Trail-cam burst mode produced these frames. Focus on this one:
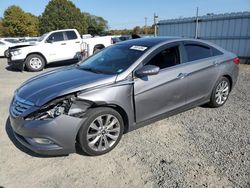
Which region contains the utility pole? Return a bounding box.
[144,17,148,35]
[195,7,199,39]
[154,13,158,37]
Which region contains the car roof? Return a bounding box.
[117,37,181,47]
[116,37,228,53]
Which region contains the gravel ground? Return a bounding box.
[0,58,249,188]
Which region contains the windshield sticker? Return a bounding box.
[130,45,148,51]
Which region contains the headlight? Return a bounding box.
[25,97,72,120]
[11,49,22,56]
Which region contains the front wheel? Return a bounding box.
[208,77,231,107]
[25,54,45,72]
[78,107,124,156]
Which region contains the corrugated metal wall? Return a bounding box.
[158,12,250,58]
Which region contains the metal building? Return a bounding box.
[158,12,250,58]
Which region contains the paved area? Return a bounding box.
[0,59,249,188]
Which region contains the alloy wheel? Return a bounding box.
[215,80,229,105]
[86,114,121,152]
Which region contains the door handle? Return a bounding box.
[75,41,80,44]
[61,43,66,45]
[177,73,188,79]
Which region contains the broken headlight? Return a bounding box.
[25,97,73,120]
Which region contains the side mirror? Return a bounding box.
[135,65,160,77]
[46,37,54,43]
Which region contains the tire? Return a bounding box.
[25,54,45,72]
[208,77,231,108]
[93,45,105,54]
[4,49,9,58]
[78,107,124,156]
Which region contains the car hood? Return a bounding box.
[9,44,35,50]
[16,66,117,106]
[9,42,39,50]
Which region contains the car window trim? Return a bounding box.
[64,30,78,41]
[183,41,225,64]
[47,31,65,43]
[183,41,214,62]
[145,42,183,68]
[132,42,185,76]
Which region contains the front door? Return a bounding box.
[44,31,69,62]
[134,42,188,123]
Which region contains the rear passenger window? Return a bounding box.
[66,31,77,40]
[47,32,64,42]
[147,46,180,69]
[212,48,223,56]
[185,44,211,61]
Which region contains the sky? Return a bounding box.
[0,0,250,29]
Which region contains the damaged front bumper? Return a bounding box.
[9,95,93,155]
[9,114,86,155]
[7,57,25,71]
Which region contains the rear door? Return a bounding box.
[182,41,223,104]
[134,42,188,123]
[64,30,82,59]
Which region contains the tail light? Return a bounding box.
[233,57,240,65]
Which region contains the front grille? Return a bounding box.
[11,96,34,117]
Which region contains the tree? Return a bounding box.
[85,13,108,35]
[1,5,39,37]
[39,0,88,34]
[133,26,141,35]
[0,20,3,36]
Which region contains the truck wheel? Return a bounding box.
[93,44,105,54]
[4,49,9,57]
[25,54,45,72]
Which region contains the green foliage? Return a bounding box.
[84,13,108,35]
[109,26,155,35]
[133,26,141,34]
[1,5,39,37]
[109,29,133,35]
[39,0,88,34]
[0,0,109,37]
[0,21,3,36]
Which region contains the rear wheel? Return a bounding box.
[208,77,230,107]
[25,54,45,72]
[78,107,124,156]
[93,44,105,54]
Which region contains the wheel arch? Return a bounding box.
[26,52,47,65]
[105,104,129,133]
[74,102,130,146]
[94,44,105,49]
[222,74,232,92]
[91,103,129,133]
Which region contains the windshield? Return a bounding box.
[78,44,148,74]
[38,33,48,42]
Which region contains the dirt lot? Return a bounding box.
[0,59,249,188]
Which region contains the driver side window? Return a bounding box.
[47,32,64,42]
[147,46,180,69]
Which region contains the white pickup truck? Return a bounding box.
[7,29,113,71]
